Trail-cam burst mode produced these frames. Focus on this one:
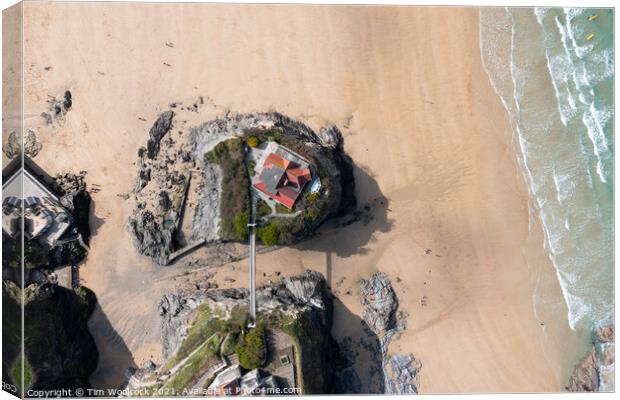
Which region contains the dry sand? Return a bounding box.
[15,2,581,393]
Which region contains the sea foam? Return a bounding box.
[479,7,613,334]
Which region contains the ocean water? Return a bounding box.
[479,6,614,386]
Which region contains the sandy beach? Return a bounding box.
[17,3,581,393]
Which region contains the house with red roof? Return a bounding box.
[252,145,313,209]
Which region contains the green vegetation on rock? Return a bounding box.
[221,332,240,356]
[232,211,250,242]
[204,138,251,241]
[164,305,248,372]
[10,355,33,395]
[234,323,266,370]
[256,199,272,219]
[305,192,320,204]
[257,223,281,246]
[275,203,293,214]
[164,339,219,392]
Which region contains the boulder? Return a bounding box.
[359,272,397,333]
[567,324,615,392]
[568,348,599,392]
[146,111,175,159]
[318,124,343,149]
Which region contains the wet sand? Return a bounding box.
[18,3,578,393]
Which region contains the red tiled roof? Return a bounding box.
[254,150,312,209]
[265,153,291,170]
[287,168,311,186]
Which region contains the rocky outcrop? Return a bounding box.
[129,110,356,264]
[147,111,175,159]
[133,163,151,193]
[127,210,176,266]
[360,272,398,333]
[359,272,421,394]
[384,354,422,394]
[190,163,222,242]
[317,124,343,149]
[158,293,201,360]
[41,90,73,126]
[568,325,615,392]
[158,270,339,394]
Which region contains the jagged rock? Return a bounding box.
[568,324,615,392]
[318,124,343,149]
[179,150,192,162]
[595,326,614,343]
[158,191,172,212]
[147,111,174,159]
[133,164,151,193]
[190,163,221,242]
[6,282,99,392]
[127,210,175,266]
[41,112,53,126]
[45,90,73,124]
[335,367,362,393]
[359,272,397,333]
[142,360,157,373]
[384,354,421,394]
[568,348,599,392]
[359,272,420,394]
[63,90,72,110]
[159,293,192,359]
[285,269,325,309]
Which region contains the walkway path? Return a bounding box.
[248,195,257,324]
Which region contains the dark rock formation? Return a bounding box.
[360,272,398,333]
[133,165,151,193]
[567,325,614,392]
[158,191,172,212]
[384,354,422,394]
[127,210,175,266]
[359,272,421,394]
[146,111,174,159]
[44,90,73,125]
[63,90,72,110]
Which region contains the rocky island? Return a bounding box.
[127,112,356,266]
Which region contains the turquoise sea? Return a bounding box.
[479,7,613,389]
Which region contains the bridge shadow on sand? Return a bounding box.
[87,304,137,392]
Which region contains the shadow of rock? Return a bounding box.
[21,284,99,393]
[87,304,137,391]
[332,296,385,394]
[88,200,106,239]
[295,163,393,260]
